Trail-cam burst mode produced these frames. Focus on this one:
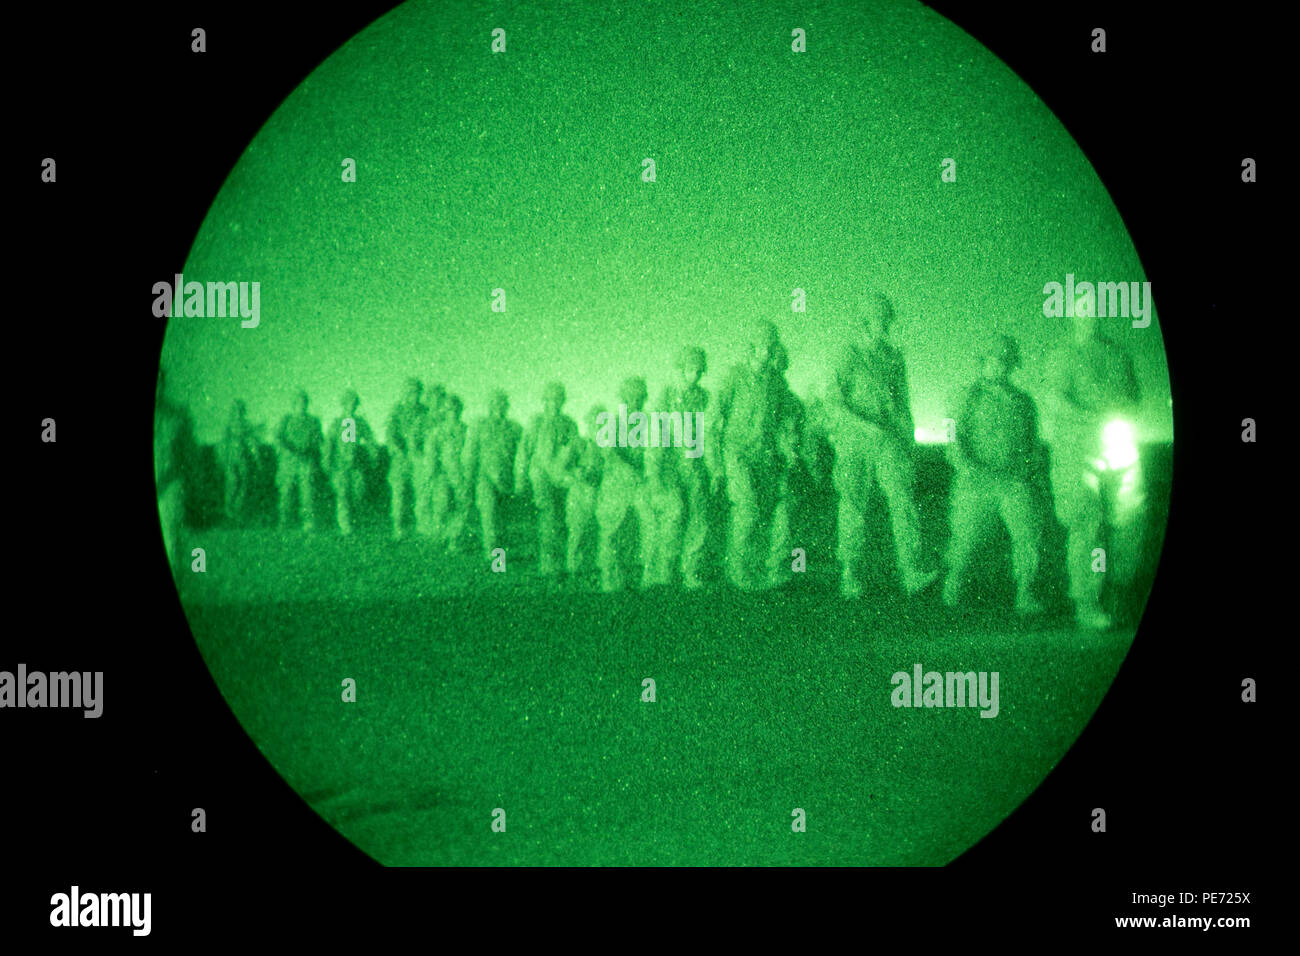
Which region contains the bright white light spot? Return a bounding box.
[1102,419,1138,471]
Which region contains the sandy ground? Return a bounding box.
[177,527,1135,866]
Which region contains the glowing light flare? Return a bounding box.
[1100,419,1139,471]
[914,426,953,445]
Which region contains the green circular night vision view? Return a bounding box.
[154,0,1172,865]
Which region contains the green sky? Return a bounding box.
[163,0,1171,445]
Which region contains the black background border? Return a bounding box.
[8,0,1275,940]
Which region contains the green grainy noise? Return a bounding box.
[165,0,1169,446]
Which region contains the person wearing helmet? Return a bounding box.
[386,377,430,540]
[463,389,523,562]
[825,291,938,599]
[941,335,1047,615]
[644,346,712,589]
[515,381,579,579]
[324,388,376,535]
[1042,303,1145,630]
[414,383,449,537]
[596,376,656,592]
[560,403,608,587]
[429,393,470,553]
[218,399,260,526]
[709,321,802,592]
[275,388,324,532]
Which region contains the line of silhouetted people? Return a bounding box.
[156,293,1151,629]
